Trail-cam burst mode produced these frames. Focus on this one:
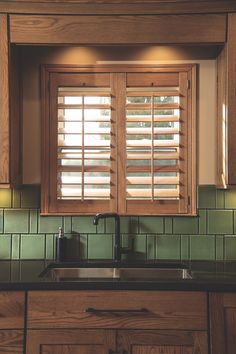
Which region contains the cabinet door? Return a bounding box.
[26,329,115,354]
[210,293,236,354]
[117,330,208,354]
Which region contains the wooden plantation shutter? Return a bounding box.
[41,65,196,215]
[122,69,195,215]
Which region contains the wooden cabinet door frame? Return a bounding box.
[26,329,116,354]
[117,329,208,354]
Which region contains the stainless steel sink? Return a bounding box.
[41,266,192,281]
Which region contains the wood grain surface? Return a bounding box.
[27,290,207,330]
[0,15,9,184]
[10,14,226,45]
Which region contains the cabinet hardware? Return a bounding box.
[86,307,149,314]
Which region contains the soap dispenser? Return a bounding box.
[55,227,67,262]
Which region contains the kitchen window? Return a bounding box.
[41,65,196,215]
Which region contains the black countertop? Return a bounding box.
[1,260,236,292]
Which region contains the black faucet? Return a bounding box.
[93,213,122,262]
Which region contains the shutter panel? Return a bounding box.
[57,88,112,200]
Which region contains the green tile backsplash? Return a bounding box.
[2,185,236,261]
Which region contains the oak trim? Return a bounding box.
[227,13,236,185]
[0,14,10,184]
[1,1,236,15]
[10,14,226,45]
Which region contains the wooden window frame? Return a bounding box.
[41,64,196,216]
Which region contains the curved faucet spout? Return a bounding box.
[93,213,121,262]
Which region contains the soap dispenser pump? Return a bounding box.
[56,227,67,262]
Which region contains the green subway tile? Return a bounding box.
[156,235,181,260]
[208,210,233,234]
[198,210,207,235]
[181,235,190,260]
[46,234,54,260]
[216,189,225,209]
[198,185,216,208]
[105,218,114,234]
[72,216,96,233]
[0,209,3,233]
[130,234,146,260]
[88,234,113,259]
[12,189,21,208]
[20,234,45,259]
[164,218,173,234]
[97,219,105,234]
[38,215,63,234]
[173,217,198,234]
[4,209,29,233]
[147,235,156,260]
[139,217,164,234]
[79,234,88,260]
[0,262,11,281]
[224,236,236,260]
[64,216,72,233]
[29,210,38,233]
[0,189,12,208]
[225,188,236,209]
[121,234,146,261]
[0,235,11,259]
[21,186,40,208]
[20,261,45,281]
[190,235,215,260]
[11,234,20,260]
[216,235,224,261]
[105,217,138,234]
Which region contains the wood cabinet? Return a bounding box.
[26,290,208,354]
[210,292,236,354]
[0,14,22,187]
[0,292,25,354]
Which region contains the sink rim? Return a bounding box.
[40,264,193,281]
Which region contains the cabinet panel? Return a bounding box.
[0,330,23,354]
[26,329,115,354]
[118,330,208,354]
[209,292,236,354]
[28,290,207,330]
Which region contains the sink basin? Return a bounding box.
[41,265,192,281]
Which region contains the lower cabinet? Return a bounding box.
[26,328,208,354]
[26,290,209,354]
[210,292,236,354]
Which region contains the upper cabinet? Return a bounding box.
[0,14,21,187]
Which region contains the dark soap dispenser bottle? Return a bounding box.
[56,227,67,262]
